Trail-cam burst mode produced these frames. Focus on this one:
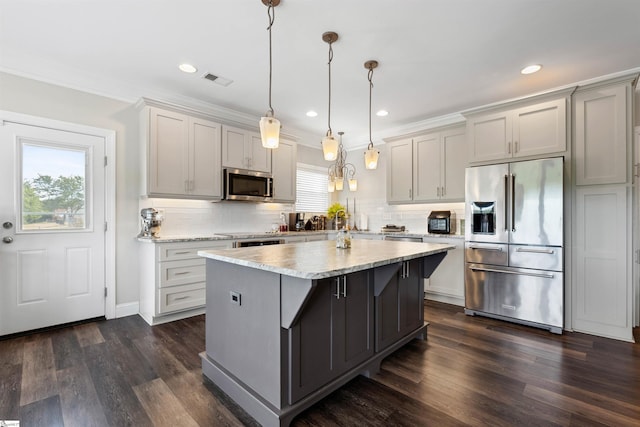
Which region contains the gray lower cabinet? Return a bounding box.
[288,269,373,405]
[374,259,424,352]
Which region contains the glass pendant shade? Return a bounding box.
[259,116,280,148]
[335,178,344,191]
[322,133,338,161]
[364,146,379,170]
[348,179,358,191]
[328,179,335,192]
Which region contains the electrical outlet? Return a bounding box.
[230,291,241,305]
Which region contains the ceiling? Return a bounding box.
[1,0,640,149]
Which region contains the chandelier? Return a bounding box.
[327,132,357,192]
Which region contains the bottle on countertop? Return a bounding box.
[279,212,288,232]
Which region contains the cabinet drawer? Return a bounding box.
[158,283,205,314]
[465,242,508,266]
[509,245,563,272]
[158,241,232,261]
[159,259,206,288]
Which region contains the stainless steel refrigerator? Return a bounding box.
[464,157,564,333]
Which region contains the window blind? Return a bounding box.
[295,163,329,213]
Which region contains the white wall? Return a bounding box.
[0,72,141,305]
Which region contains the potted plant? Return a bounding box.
[327,202,346,230]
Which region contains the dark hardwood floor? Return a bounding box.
[1,301,639,426]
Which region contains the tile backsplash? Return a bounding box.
[138,199,299,236]
[138,198,465,237]
[348,198,465,234]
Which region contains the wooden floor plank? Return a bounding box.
[73,323,105,347]
[524,383,640,426]
[50,327,84,371]
[19,394,64,427]
[132,333,189,381]
[101,331,158,387]
[165,369,245,427]
[0,360,22,420]
[82,342,154,426]
[132,377,199,427]
[57,363,109,427]
[19,337,57,406]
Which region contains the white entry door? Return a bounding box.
[0,122,106,336]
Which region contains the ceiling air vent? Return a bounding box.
[203,73,233,87]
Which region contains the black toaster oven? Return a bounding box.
[427,210,455,234]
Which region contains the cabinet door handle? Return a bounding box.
[173,296,190,301]
[333,277,341,299]
[401,261,410,278]
[174,271,190,275]
[342,276,347,298]
[409,188,412,199]
[514,141,519,153]
[507,141,511,154]
[635,163,640,178]
[174,251,190,255]
[436,187,440,197]
[441,186,445,197]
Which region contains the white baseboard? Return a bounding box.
[424,292,464,307]
[115,301,140,318]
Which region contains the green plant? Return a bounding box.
[327,202,346,220]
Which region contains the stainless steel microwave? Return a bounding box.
[224,169,273,201]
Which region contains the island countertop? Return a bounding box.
[198,239,454,279]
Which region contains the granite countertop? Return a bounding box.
[198,239,454,279]
[353,231,465,240]
[138,230,464,243]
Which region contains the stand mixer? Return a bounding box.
[139,208,163,238]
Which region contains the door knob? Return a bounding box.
[2,221,13,229]
[2,236,13,244]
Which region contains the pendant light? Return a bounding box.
[321,31,339,161]
[364,60,380,169]
[259,0,281,149]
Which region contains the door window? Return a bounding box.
[19,140,90,232]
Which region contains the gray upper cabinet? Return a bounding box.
[142,106,222,200]
[387,138,413,203]
[574,80,633,185]
[387,125,466,204]
[222,125,272,173]
[466,97,567,163]
[271,138,297,203]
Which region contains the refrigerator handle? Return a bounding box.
[504,174,509,231]
[511,173,516,232]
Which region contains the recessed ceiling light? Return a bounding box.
[376,110,389,117]
[521,64,542,75]
[306,111,318,117]
[179,63,197,73]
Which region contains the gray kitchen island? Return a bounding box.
[198,239,453,427]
